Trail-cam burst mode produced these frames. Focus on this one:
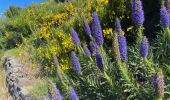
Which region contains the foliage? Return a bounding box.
[29,80,48,99]
[0,0,170,99]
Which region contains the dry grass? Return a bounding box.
[0,69,11,100]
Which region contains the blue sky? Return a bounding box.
[0,0,46,14]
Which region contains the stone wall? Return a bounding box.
[3,57,26,100]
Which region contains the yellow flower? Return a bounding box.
[127,26,134,32]
[103,28,113,39]
[97,0,109,5]
[141,26,145,30]
[120,16,125,19]
[60,59,69,71]
[65,3,75,15]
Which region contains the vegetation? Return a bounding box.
[0,0,170,99]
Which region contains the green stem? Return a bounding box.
[77,46,85,55]
[90,35,94,41]
[143,58,155,74]
[165,27,170,38]
[137,27,143,45]
[103,71,113,86]
[119,63,130,83]
[89,57,94,62]
[157,97,163,100]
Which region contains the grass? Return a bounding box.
[2,48,20,57]
[29,79,48,100]
[0,69,9,99]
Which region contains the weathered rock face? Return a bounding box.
[3,57,34,100]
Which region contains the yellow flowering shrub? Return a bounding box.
[42,13,69,27]
[64,3,76,15]
[1,0,109,74]
[103,28,113,39]
[54,30,75,53]
[39,26,51,38]
[97,0,109,5]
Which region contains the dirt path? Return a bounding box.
[0,69,10,100]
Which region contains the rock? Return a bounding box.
[3,57,34,100]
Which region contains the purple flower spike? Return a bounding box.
[89,41,97,55]
[83,17,91,35]
[115,17,122,33]
[95,52,104,70]
[71,51,82,75]
[52,53,59,66]
[82,43,91,57]
[151,75,158,89]
[69,87,79,100]
[48,81,62,100]
[118,31,127,62]
[70,28,81,46]
[160,7,170,28]
[157,68,164,97]
[92,11,104,46]
[54,87,62,100]
[140,36,149,58]
[41,96,45,100]
[53,56,59,66]
[165,0,170,13]
[131,0,144,26]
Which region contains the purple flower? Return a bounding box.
[92,11,104,46]
[53,55,59,66]
[83,17,91,35]
[48,80,62,100]
[151,75,158,89]
[131,0,144,26]
[52,53,59,65]
[115,17,122,33]
[71,51,82,74]
[41,96,45,100]
[95,52,104,70]
[70,28,81,46]
[157,68,164,97]
[89,41,97,55]
[118,31,127,62]
[140,36,149,58]
[69,87,79,100]
[160,7,170,27]
[82,43,91,57]
[165,0,170,13]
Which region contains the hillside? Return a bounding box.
[0,0,170,100]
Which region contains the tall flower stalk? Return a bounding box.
[165,0,170,13]
[70,28,84,54]
[82,43,91,57]
[131,0,144,44]
[83,17,93,40]
[160,6,170,37]
[140,36,155,75]
[82,43,93,62]
[52,53,64,81]
[95,51,104,71]
[71,51,82,75]
[89,41,97,55]
[115,18,127,62]
[112,31,130,83]
[156,68,164,100]
[70,28,81,46]
[92,11,104,46]
[69,87,79,100]
[140,36,149,58]
[118,31,127,62]
[48,80,63,100]
[115,17,122,33]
